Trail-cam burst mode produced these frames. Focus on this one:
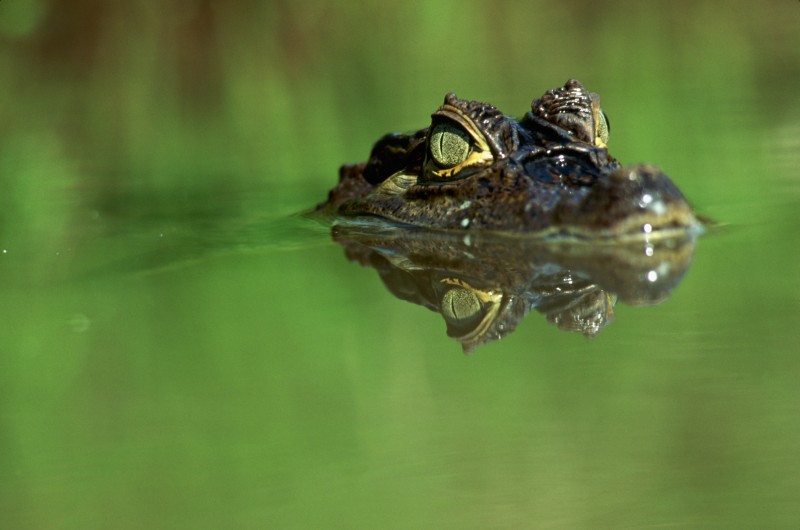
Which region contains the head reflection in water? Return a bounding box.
[332,226,697,353]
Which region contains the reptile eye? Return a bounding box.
[598,110,610,145]
[429,123,471,168]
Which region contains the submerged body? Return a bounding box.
[318,80,698,238]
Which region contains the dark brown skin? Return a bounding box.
[317,80,698,238]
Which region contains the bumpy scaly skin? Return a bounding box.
[318,79,697,237]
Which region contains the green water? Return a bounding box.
[1,1,799,528]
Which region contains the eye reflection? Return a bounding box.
[441,287,482,326]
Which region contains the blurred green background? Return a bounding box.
[1,1,799,528]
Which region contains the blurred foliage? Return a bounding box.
[0,0,797,187]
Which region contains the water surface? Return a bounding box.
[2,182,798,528]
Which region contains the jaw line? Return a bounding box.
[552,210,704,241]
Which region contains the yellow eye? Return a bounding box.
[597,110,610,146]
[429,123,471,168]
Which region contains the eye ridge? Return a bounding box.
[429,122,471,168]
